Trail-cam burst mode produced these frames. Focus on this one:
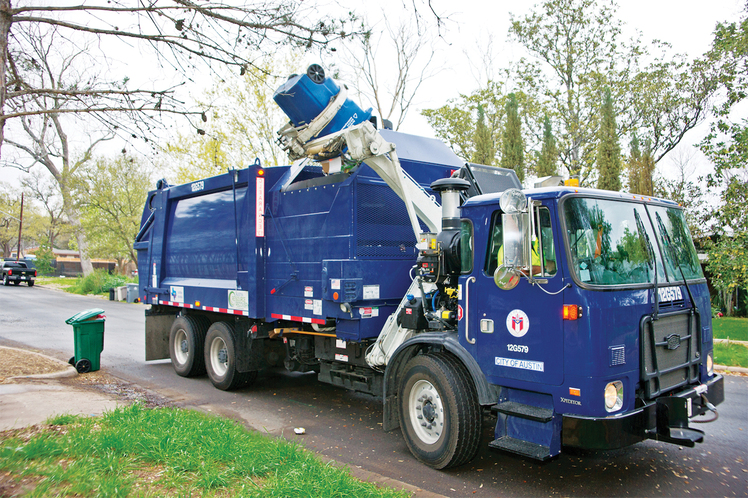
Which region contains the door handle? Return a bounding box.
[465,276,476,344]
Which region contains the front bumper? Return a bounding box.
[562,374,724,450]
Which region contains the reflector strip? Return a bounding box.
[159,301,249,316]
[271,313,326,325]
[256,177,265,237]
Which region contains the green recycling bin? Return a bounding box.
[66,308,106,373]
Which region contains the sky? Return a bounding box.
[1,0,745,187]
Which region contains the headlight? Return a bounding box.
[604,381,623,412]
[706,351,714,376]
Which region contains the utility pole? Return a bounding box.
[15,193,23,261]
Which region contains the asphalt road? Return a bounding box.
[1,284,746,497]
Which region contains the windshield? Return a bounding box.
[649,205,704,281]
[563,197,665,286]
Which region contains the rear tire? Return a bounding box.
[204,322,257,391]
[28,281,34,287]
[169,315,209,377]
[13,280,20,285]
[3,275,9,286]
[398,353,481,469]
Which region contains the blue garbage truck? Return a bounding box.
[136,64,724,469]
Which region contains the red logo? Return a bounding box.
[457,305,464,321]
[406,309,412,315]
[511,314,524,332]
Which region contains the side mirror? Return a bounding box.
[502,212,530,269]
[494,265,521,290]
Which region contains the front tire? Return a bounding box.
[204,322,256,391]
[169,315,209,377]
[398,353,481,469]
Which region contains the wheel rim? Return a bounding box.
[209,336,229,377]
[173,328,189,365]
[408,379,445,445]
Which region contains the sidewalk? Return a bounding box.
[0,346,124,431]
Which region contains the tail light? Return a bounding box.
[7,269,11,276]
[34,270,37,277]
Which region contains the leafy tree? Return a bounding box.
[0,184,48,258]
[640,144,655,197]
[626,134,642,194]
[33,242,55,275]
[536,115,558,177]
[700,120,748,316]
[0,181,21,257]
[510,0,716,184]
[21,170,70,249]
[596,87,621,191]
[471,104,495,165]
[697,9,748,315]
[501,93,524,183]
[422,82,507,163]
[76,154,153,272]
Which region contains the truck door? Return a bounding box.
[463,204,565,387]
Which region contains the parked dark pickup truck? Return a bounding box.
[1,260,36,286]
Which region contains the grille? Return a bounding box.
[356,182,417,259]
[658,298,685,310]
[640,311,701,399]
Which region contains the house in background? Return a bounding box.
[21,247,116,277]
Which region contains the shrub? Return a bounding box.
[70,269,136,295]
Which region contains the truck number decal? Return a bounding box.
[191,180,204,192]
[658,286,683,302]
[507,344,529,353]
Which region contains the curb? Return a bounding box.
[0,346,78,381]
[714,338,748,346]
[714,364,748,374]
[330,459,447,498]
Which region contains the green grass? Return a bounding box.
[37,270,138,297]
[712,317,748,342]
[713,341,748,369]
[0,404,406,498]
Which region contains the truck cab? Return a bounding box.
[446,186,723,458]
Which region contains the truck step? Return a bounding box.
[648,427,704,447]
[492,401,554,422]
[488,436,552,461]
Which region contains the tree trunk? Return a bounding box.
[67,209,93,276]
[0,0,11,159]
[59,183,94,276]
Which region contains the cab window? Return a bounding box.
[484,207,557,277]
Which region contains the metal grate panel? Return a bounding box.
[640,311,701,399]
[356,182,417,259]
